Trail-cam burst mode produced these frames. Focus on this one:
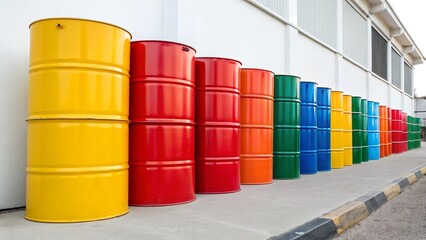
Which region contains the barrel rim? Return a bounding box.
[274,74,301,79]
[29,17,132,39]
[131,40,196,53]
[241,68,274,74]
[196,57,242,65]
[331,90,343,93]
[343,94,352,97]
[300,81,318,85]
[352,96,362,98]
[317,87,332,90]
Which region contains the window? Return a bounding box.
[391,48,402,88]
[372,27,388,80]
[253,0,288,20]
[404,63,413,95]
[298,0,337,48]
[342,0,367,66]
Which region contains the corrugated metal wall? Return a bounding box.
[253,0,288,20]
[297,0,337,48]
[342,0,367,67]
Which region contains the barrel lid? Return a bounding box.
[331,90,343,93]
[343,94,352,97]
[241,68,274,74]
[274,74,301,78]
[132,40,196,53]
[351,96,362,98]
[29,17,132,39]
[196,57,242,65]
[300,81,318,85]
[317,86,331,90]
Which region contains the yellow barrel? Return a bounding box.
[343,95,353,166]
[26,18,131,222]
[331,91,344,169]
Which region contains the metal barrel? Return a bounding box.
[361,99,369,162]
[331,91,344,169]
[408,116,413,150]
[416,117,421,148]
[300,82,318,174]
[195,57,241,193]
[240,69,274,184]
[367,101,380,160]
[343,95,353,166]
[402,113,408,152]
[387,107,393,155]
[129,41,196,206]
[391,109,403,153]
[26,18,131,222]
[317,87,331,171]
[379,106,388,157]
[351,96,362,164]
[273,75,300,179]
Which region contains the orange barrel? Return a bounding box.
[240,69,274,184]
[379,106,387,157]
[331,91,344,169]
[343,95,353,166]
[129,41,196,206]
[26,18,131,222]
[387,107,392,155]
[195,57,241,193]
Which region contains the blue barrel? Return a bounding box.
[316,87,331,171]
[300,82,318,174]
[367,101,380,160]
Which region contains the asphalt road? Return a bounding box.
[335,176,426,240]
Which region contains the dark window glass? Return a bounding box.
[404,63,413,95]
[391,48,401,88]
[372,28,388,80]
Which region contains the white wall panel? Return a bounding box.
[340,59,367,98]
[390,88,402,109]
[0,0,163,209]
[253,0,289,20]
[403,95,414,115]
[370,76,388,104]
[195,0,286,73]
[293,34,335,88]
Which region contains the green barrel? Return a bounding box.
[352,96,362,164]
[273,75,300,179]
[408,116,413,150]
[361,99,369,162]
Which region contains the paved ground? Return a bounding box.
[335,176,426,240]
[1,144,425,240]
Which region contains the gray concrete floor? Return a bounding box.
[1,144,426,240]
[335,173,426,240]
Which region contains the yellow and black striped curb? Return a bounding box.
[270,164,426,240]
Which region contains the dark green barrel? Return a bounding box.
[273,75,300,179]
[408,116,413,150]
[361,99,369,162]
[352,96,362,164]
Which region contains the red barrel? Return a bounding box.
[391,109,403,154]
[129,41,196,206]
[402,112,408,152]
[195,57,241,193]
[387,107,392,156]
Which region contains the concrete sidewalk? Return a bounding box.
[1,144,426,240]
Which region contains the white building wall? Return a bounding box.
[403,95,414,114]
[390,88,403,109]
[340,59,368,98]
[369,76,389,104]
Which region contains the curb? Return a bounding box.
[271,164,426,240]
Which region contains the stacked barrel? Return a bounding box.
[343,95,353,166]
[195,58,241,193]
[402,113,408,152]
[415,117,422,148]
[331,91,344,169]
[240,69,274,184]
[361,99,369,162]
[352,97,362,164]
[300,82,318,174]
[392,109,403,153]
[379,106,389,157]
[387,107,393,154]
[367,101,380,160]
[317,88,331,171]
[273,75,300,179]
[129,41,196,206]
[26,18,131,222]
[408,116,414,150]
